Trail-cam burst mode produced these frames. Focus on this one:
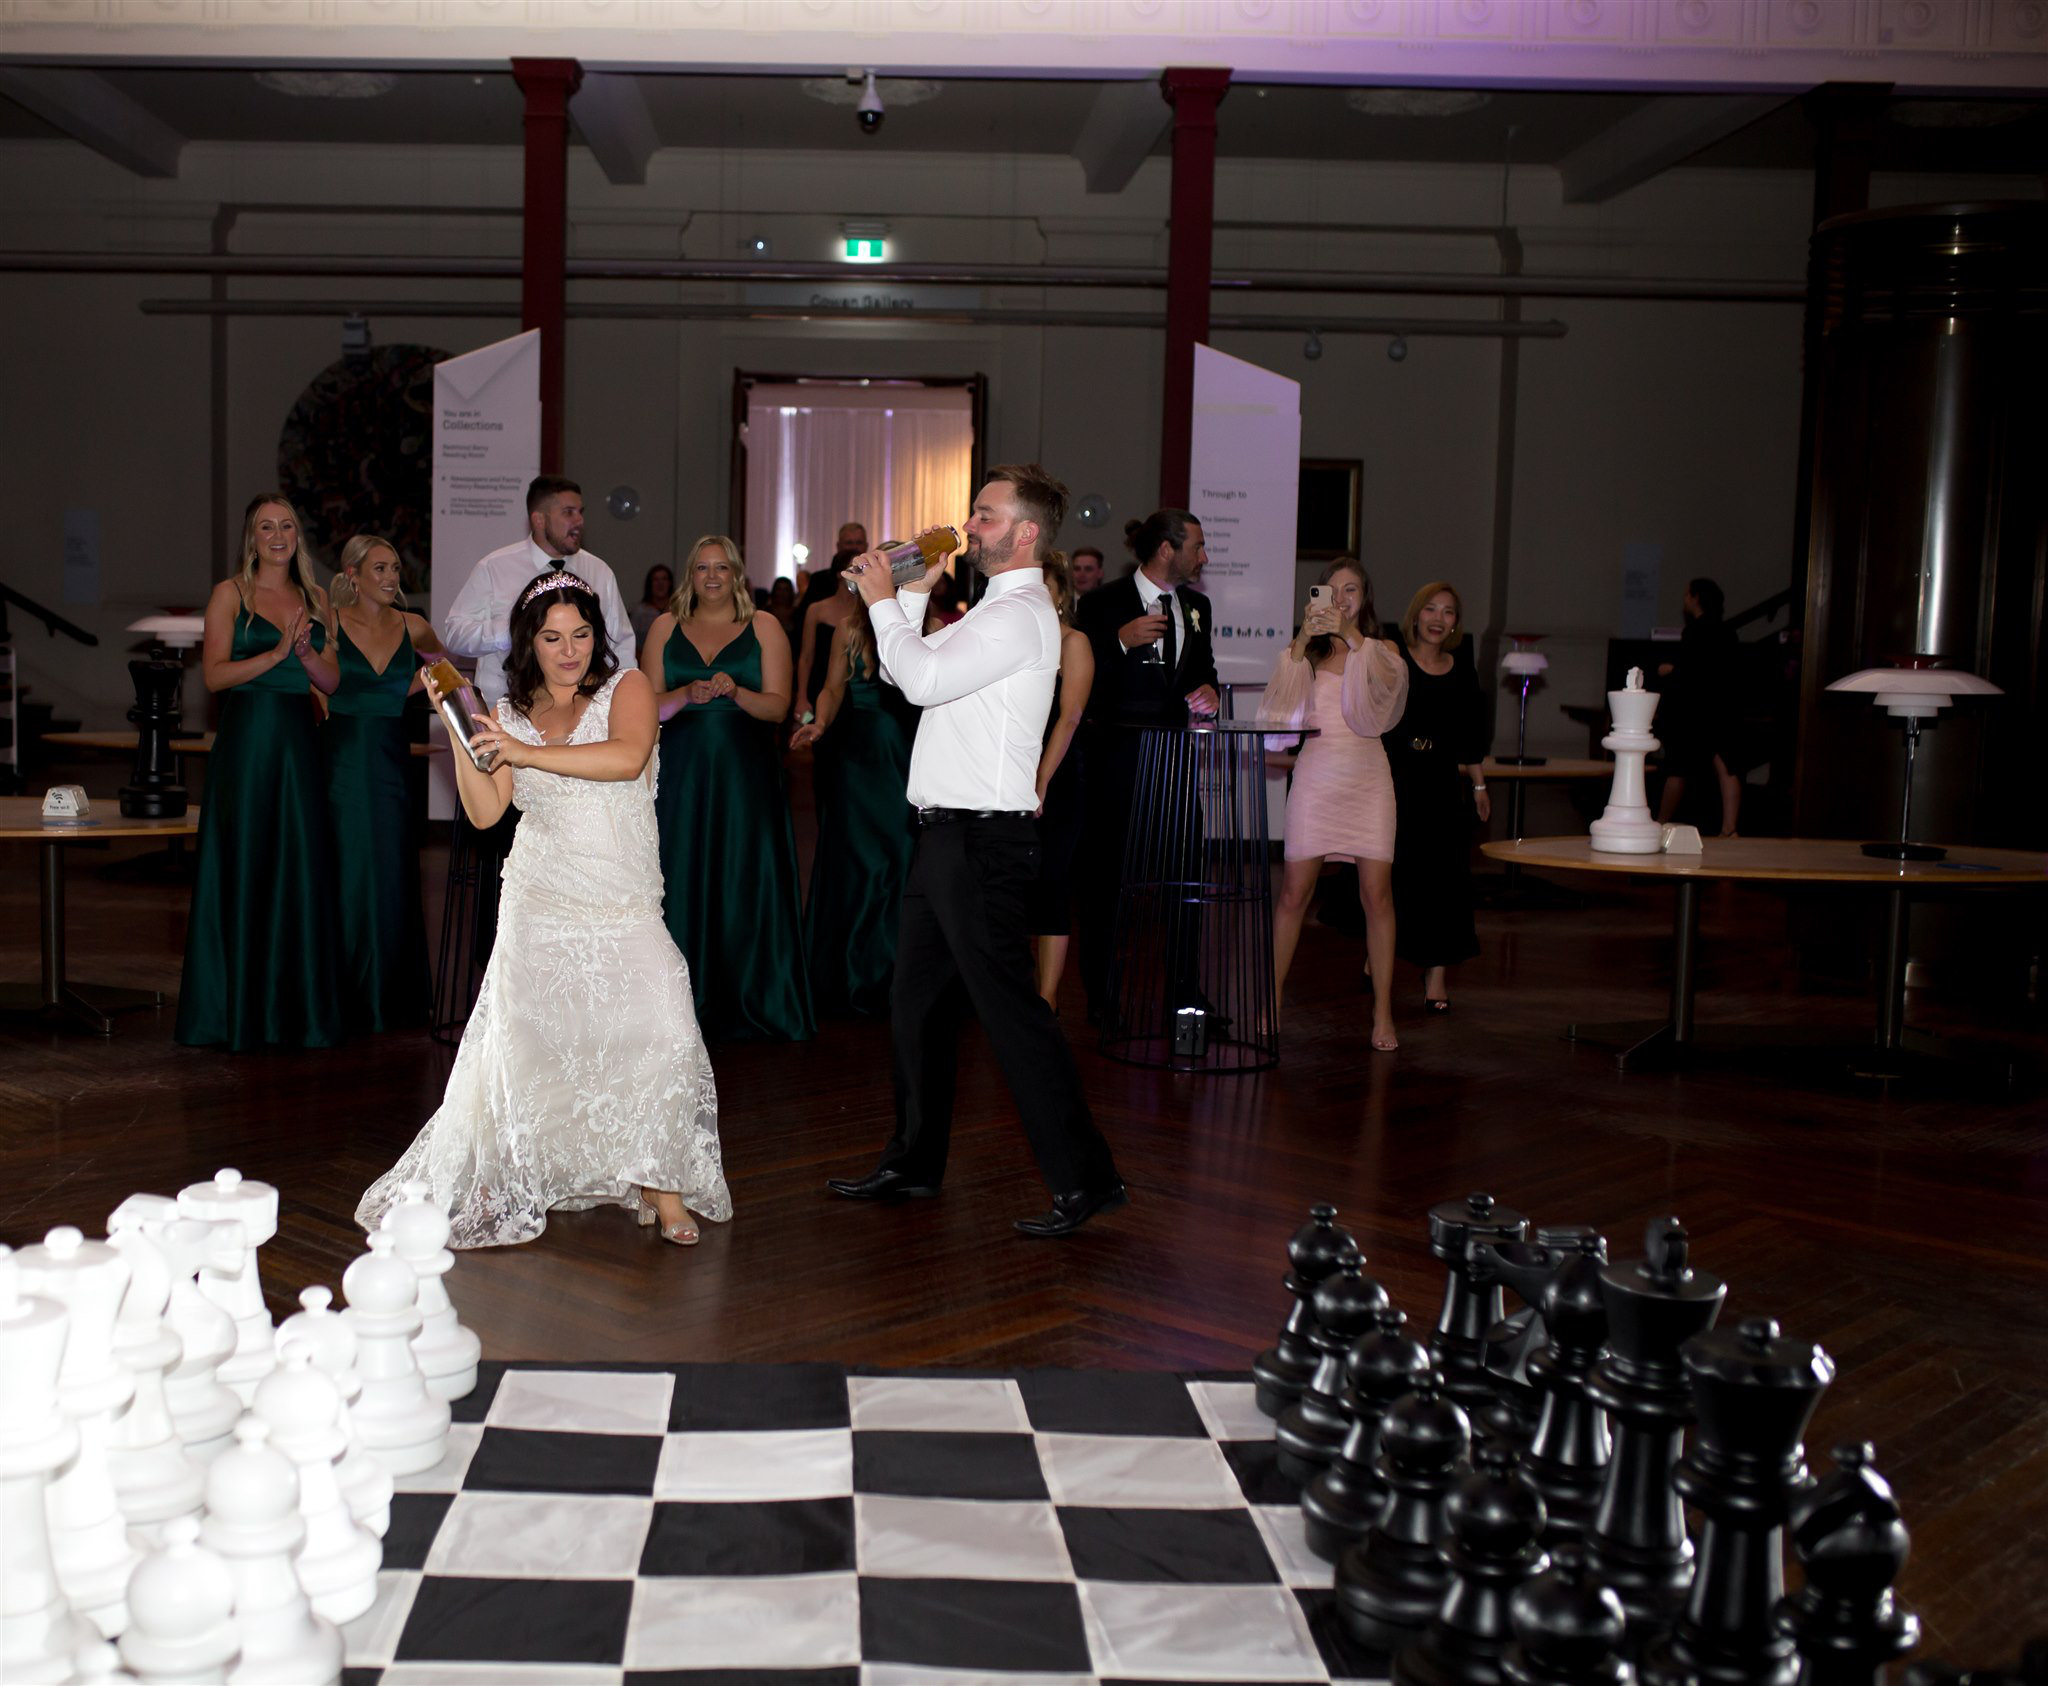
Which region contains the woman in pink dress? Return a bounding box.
[1258,558,1410,1050]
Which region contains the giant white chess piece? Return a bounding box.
[14,1227,144,1640]
[279,1288,391,1537]
[118,1513,240,1684]
[383,1180,481,1401]
[251,1348,382,1625]
[104,1203,208,1543]
[201,1418,343,1686]
[1589,667,1665,854]
[176,1171,278,1406]
[341,1232,451,1477]
[153,1218,243,1464]
[0,1245,92,1685]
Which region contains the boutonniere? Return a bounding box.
[1189,607,1202,632]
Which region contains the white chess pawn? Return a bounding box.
[175,1172,278,1406]
[119,1514,238,1684]
[340,1234,450,1478]
[14,1227,144,1640]
[251,1349,381,1625]
[103,1212,207,1543]
[278,1290,390,1538]
[0,1245,93,1686]
[68,1638,127,1682]
[151,1218,241,1464]
[201,1419,342,1686]
[382,1181,481,1402]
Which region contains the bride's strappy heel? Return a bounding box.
[638,1188,701,1246]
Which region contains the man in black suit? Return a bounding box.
[1073,509,1221,1028]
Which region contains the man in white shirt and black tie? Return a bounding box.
[827,465,1125,1238]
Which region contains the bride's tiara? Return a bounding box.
[518,569,591,611]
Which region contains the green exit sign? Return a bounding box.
[845,237,886,261]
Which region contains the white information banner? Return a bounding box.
[431,330,540,816]
[1188,344,1301,689]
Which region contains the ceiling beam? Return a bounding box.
[1071,80,1172,196]
[573,71,658,186]
[0,66,183,178]
[1558,93,1796,205]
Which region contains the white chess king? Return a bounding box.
[1589,667,1665,854]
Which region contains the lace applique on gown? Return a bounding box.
[357,672,730,1248]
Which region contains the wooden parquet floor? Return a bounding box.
[4,823,2046,1663]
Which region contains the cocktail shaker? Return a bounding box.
[843,525,961,591]
[421,657,498,771]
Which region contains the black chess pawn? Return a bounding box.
[1394,1436,1550,1686]
[1429,1192,1530,1414]
[1476,1225,1602,1424]
[1638,1317,1835,1686]
[1304,1306,1433,1562]
[1256,1203,1357,1418]
[1503,1543,1636,1686]
[1519,1232,1613,1546]
[1336,1369,1472,1653]
[1277,1249,1389,1485]
[1775,1442,1920,1686]
[1584,1217,1726,1639]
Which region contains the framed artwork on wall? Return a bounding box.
[1297,458,1362,561]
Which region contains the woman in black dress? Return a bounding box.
[1386,581,1492,1013]
[1027,555,1095,1011]
[1655,576,1742,836]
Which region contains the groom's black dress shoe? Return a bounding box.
[1014,1182,1129,1238]
[827,1168,942,1202]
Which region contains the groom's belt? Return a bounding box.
[915,806,1034,827]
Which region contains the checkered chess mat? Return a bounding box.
[340,1361,1394,1684]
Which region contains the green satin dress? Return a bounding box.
[175,605,344,1050]
[324,622,429,1032]
[805,649,918,1015]
[655,619,815,1041]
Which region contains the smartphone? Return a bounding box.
[1307,585,1332,615]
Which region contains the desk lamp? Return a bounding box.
[1825,661,2001,861]
[123,613,205,819]
[1498,633,1548,766]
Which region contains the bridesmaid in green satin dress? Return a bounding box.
[790,612,918,1015]
[639,535,815,1041]
[176,496,345,1050]
[325,534,442,1032]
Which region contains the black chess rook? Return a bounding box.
[1255,1203,1356,1419]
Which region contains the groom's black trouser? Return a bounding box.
[880,814,1119,1196]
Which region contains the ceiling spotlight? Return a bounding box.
[856,70,884,136]
[1387,336,1409,363]
[741,236,772,256]
[1303,329,1324,362]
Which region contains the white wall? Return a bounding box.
[2,133,2037,753]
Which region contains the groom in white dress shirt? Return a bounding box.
[826,465,1125,1238]
[443,475,635,702]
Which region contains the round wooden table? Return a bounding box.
[1481,835,2047,1077]
[42,729,214,755]
[0,796,201,1034]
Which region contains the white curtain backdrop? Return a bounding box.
[743,384,974,582]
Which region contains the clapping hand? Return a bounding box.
[273,607,308,665]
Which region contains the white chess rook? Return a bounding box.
[176,1171,278,1406]
[383,1180,481,1402]
[15,1227,145,1641]
[201,1418,343,1686]
[118,1513,240,1685]
[105,1208,208,1542]
[0,1246,94,1686]
[252,1348,383,1625]
[1589,667,1665,854]
[279,1287,391,1537]
[341,1232,452,1478]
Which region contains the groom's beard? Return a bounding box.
[966,532,1016,576]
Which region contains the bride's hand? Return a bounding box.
[467,712,527,769]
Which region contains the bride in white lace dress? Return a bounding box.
[357,571,729,1249]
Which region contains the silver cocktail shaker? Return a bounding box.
[843,525,962,591]
[421,656,499,771]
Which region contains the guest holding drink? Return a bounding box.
[640,535,815,1041]
[1028,556,1094,1012]
[177,495,345,1050]
[1257,557,1408,1049]
[790,604,918,1016]
[323,533,441,1032]
[1387,581,1491,1013]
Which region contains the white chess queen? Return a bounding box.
[356,571,730,1248]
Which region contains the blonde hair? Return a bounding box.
[1401,580,1466,652]
[330,534,404,611]
[235,495,319,614]
[671,534,756,624]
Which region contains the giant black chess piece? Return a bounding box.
[1477,1224,1605,1431]
[1393,1436,1550,1686]
[1429,1193,1529,1413]
[1776,1442,1920,1686]
[1638,1317,1835,1686]
[1303,1306,1432,1562]
[1517,1232,1613,1545]
[1255,1204,1357,1418]
[1503,1543,1637,1686]
[1585,1217,1725,1637]
[1276,1248,1388,1485]
[1336,1369,1472,1653]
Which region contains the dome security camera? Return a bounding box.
[856,71,884,135]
